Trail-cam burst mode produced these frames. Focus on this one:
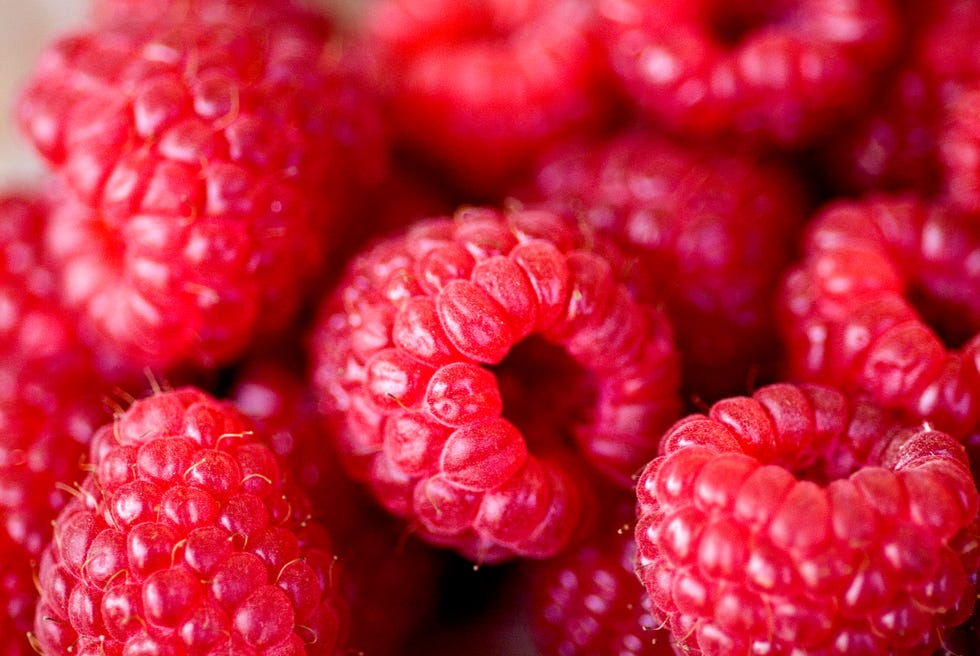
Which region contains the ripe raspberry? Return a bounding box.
[518,128,808,401]
[17,0,388,369]
[363,0,613,195]
[310,206,681,561]
[777,194,980,439]
[529,490,673,655]
[230,355,444,655]
[30,387,349,654]
[635,382,980,655]
[596,0,901,147]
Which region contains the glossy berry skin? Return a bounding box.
[521,128,808,401]
[635,382,980,655]
[31,388,349,655]
[230,356,444,656]
[777,195,980,439]
[310,206,681,562]
[596,0,901,147]
[363,0,612,195]
[529,491,673,656]
[17,0,387,369]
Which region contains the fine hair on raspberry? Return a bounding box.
[30,387,349,655]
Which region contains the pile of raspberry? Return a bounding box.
[4,0,980,655]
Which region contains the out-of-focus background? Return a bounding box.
[0,0,86,183]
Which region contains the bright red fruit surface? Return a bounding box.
[364,0,612,195]
[596,0,901,146]
[777,194,980,439]
[520,128,809,402]
[230,356,444,655]
[310,206,681,562]
[31,388,349,655]
[16,0,387,369]
[9,1,980,654]
[635,382,980,655]
[529,490,674,655]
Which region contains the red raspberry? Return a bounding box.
[635,382,980,655]
[821,0,980,196]
[777,195,980,439]
[30,387,349,654]
[310,206,681,562]
[363,0,612,195]
[519,128,809,401]
[529,490,673,655]
[230,356,444,656]
[596,0,901,147]
[17,0,388,369]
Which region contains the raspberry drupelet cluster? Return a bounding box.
[528,491,673,656]
[595,0,901,147]
[10,0,980,654]
[16,0,388,370]
[310,205,681,562]
[778,195,980,440]
[521,128,809,401]
[229,356,445,656]
[31,388,349,655]
[363,0,612,196]
[635,382,980,655]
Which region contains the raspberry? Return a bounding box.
[230,355,444,655]
[17,0,388,369]
[518,128,808,401]
[310,205,681,561]
[596,0,901,147]
[30,387,349,654]
[777,195,980,439]
[635,382,980,655]
[529,490,673,655]
[363,0,612,195]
